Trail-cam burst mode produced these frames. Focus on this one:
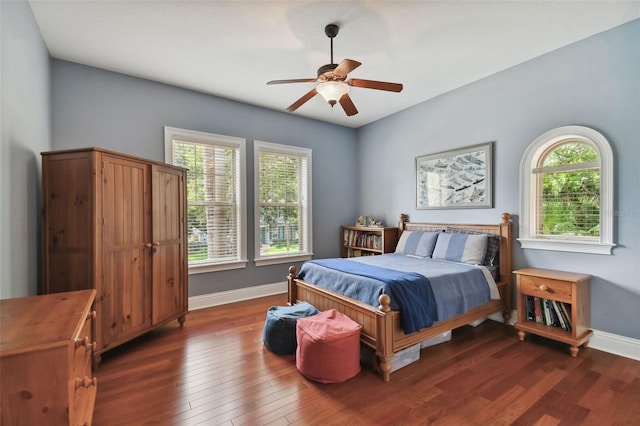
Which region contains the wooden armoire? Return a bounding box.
[42,147,189,367]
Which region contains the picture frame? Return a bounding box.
[416,142,493,209]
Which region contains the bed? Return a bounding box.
[287,212,513,382]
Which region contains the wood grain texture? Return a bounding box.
[42,148,188,368]
[92,294,640,425]
[1,290,97,426]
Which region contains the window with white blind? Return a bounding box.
[518,126,614,254]
[254,141,312,266]
[164,127,247,273]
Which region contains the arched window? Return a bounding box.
[518,126,614,254]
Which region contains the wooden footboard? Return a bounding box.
[288,213,513,382]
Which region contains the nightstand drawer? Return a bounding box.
[518,275,572,303]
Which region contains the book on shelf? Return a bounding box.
[556,300,572,332]
[526,296,536,321]
[343,229,383,250]
[541,298,550,325]
[545,299,561,328]
[528,296,573,331]
[551,300,568,331]
[348,248,376,257]
[533,297,543,323]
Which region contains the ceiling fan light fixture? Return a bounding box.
[316,81,349,106]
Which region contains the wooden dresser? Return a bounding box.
[0,290,97,425]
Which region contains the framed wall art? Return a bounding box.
[416,142,493,209]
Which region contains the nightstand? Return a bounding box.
[514,267,593,357]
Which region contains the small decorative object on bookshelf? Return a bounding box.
[341,225,398,258]
[356,215,383,226]
[369,215,383,226]
[514,268,592,357]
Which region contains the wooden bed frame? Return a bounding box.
[288,212,513,382]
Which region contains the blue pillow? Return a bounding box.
[432,232,487,265]
[395,231,440,257]
[446,228,500,267]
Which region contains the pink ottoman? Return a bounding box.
[296,309,362,383]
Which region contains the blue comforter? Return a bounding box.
[298,254,491,334]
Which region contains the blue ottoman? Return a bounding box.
[263,302,318,355]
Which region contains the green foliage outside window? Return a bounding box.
[259,152,303,255]
[539,143,600,237]
[174,141,238,262]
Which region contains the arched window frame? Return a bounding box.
[518,125,615,255]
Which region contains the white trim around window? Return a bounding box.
[164,126,248,273]
[518,125,615,255]
[254,140,313,266]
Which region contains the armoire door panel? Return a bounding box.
[152,165,187,324]
[101,249,151,346]
[152,166,183,241]
[101,156,153,347]
[152,244,183,324]
[103,157,149,247]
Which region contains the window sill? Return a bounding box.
[188,259,248,274]
[517,238,615,255]
[254,253,313,267]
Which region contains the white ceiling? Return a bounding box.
[29,1,640,128]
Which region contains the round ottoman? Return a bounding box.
[296,309,362,383]
[263,302,318,355]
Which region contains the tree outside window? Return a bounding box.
[254,141,312,265]
[165,127,247,272]
[537,142,600,238]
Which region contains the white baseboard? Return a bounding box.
[190,290,640,361]
[188,281,287,310]
[589,329,640,361]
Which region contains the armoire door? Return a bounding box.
[151,164,187,324]
[100,155,153,349]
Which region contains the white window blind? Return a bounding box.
[534,142,601,239]
[254,141,312,265]
[165,127,247,272]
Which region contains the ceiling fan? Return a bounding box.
[267,24,403,117]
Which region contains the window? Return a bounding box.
[164,127,247,272]
[254,141,312,266]
[518,126,614,254]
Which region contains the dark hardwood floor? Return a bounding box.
[93,294,640,425]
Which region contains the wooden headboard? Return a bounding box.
[398,213,514,315]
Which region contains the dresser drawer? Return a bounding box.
[518,275,572,303]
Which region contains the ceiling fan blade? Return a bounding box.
[286,88,318,112]
[333,59,362,78]
[267,78,317,85]
[347,78,403,92]
[339,94,358,116]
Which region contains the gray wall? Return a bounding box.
[357,19,640,339]
[0,0,51,298]
[50,60,358,296]
[2,2,637,342]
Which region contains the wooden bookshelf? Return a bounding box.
[514,268,592,357]
[341,226,398,258]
